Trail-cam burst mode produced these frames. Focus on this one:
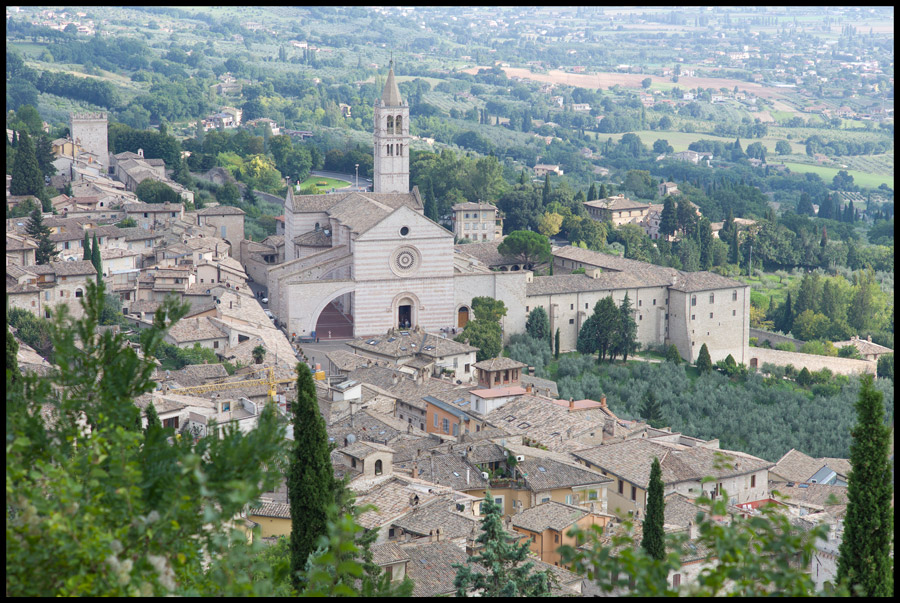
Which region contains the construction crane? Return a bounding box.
[169,366,296,401]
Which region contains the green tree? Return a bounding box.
[641,77,652,89]
[613,293,638,362]
[664,344,682,364]
[82,230,91,260]
[836,375,894,597]
[775,139,791,155]
[219,180,241,204]
[6,280,286,596]
[583,296,619,363]
[775,291,794,334]
[876,353,893,381]
[91,232,102,281]
[456,319,502,362]
[252,345,266,364]
[7,319,19,379]
[639,391,665,429]
[554,328,560,360]
[135,179,181,204]
[658,197,678,238]
[288,362,335,591]
[796,367,813,387]
[696,343,712,373]
[848,268,881,333]
[497,230,551,268]
[471,296,507,324]
[525,306,551,345]
[792,310,830,341]
[26,206,59,265]
[453,492,554,596]
[7,197,40,219]
[642,458,666,561]
[143,401,162,433]
[542,173,551,205]
[10,130,44,197]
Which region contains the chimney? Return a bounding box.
[466,467,470,485]
[867,335,872,342]
[526,384,533,394]
[429,529,436,542]
[600,395,607,408]
[436,527,443,542]
[392,373,399,386]
[411,465,417,479]
[569,398,575,410]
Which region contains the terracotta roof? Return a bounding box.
[453,239,511,267]
[165,316,227,344]
[770,448,851,483]
[49,260,98,277]
[832,337,892,356]
[401,540,475,597]
[6,234,38,251]
[584,196,650,212]
[340,440,396,459]
[770,481,849,515]
[289,188,422,214]
[124,203,184,213]
[400,452,489,491]
[353,476,443,530]
[573,439,773,488]
[293,229,332,246]
[669,271,745,293]
[391,496,481,539]
[370,541,410,566]
[662,492,708,529]
[473,357,527,372]
[511,501,588,533]
[452,202,497,211]
[326,349,375,372]
[484,394,609,453]
[199,205,245,216]
[248,500,291,519]
[518,457,612,491]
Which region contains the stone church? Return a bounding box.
[267,62,750,364]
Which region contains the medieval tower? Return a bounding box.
[69,112,109,169]
[373,61,409,194]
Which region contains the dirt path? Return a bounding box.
[462,66,788,100]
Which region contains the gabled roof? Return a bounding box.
[511,501,588,533]
[401,540,477,597]
[771,448,851,483]
[391,495,481,539]
[473,357,527,372]
[199,205,245,216]
[518,457,612,491]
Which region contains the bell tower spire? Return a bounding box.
[373,58,409,193]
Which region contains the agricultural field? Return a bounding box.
[781,162,893,189]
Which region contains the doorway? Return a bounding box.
[398,304,412,329]
[458,306,469,328]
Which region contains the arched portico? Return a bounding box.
[305,283,356,340]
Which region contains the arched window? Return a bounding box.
[397,144,402,156]
[75,288,84,298]
[395,115,402,134]
[386,115,394,132]
[374,459,383,476]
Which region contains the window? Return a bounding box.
[75,289,83,298]
[570,304,574,310]
[565,494,574,504]
[733,310,736,316]
[452,423,458,436]
[213,341,219,349]
[526,306,529,313]
[691,295,697,306]
[375,459,383,475]
[631,485,637,501]
[163,417,179,429]
[222,401,230,412]
[433,413,438,428]
[465,363,470,373]
[709,293,715,304]
[389,528,396,539]
[618,480,624,495]
[395,115,402,134]
[464,213,469,219]
[585,303,589,309]
[387,115,394,131]
[172,212,176,218]
[638,299,642,307]
[732,290,738,301]
[442,418,449,434]
[143,213,148,218]
[61,290,65,298]
[400,226,409,236]
[554,533,560,543]
[710,312,714,319]
[673,573,681,588]
[751,474,756,488]
[351,457,357,468]
[569,318,574,324]
[588,490,598,500]
[64,242,70,250]
[541,496,551,503]
[691,314,695,321]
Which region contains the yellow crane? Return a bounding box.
[169,366,296,401]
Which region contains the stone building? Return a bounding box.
[195,205,246,263]
[264,61,749,364]
[450,202,503,242]
[69,112,108,169]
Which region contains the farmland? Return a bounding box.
[780,162,893,189]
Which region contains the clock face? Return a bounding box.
[391,246,420,276]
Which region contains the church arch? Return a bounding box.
[386,115,394,131]
[391,291,421,330]
[395,115,402,134]
[307,284,357,340]
[457,305,470,328]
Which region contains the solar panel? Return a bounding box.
[458,400,470,406]
[453,471,460,477]
[400,347,407,351]
[538,466,546,472]
[387,337,396,342]
[400,331,410,336]
[453,398,465,404]
[367,340,377,345]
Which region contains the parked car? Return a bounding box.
[264,309,274,320]
[261,297,268,304]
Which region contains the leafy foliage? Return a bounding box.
[525,306,551,344]
[6,280,287,596]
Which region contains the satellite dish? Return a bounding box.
[346,434,357,444]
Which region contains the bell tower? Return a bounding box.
[373,60,409,194]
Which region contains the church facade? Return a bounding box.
[266,63,750,364]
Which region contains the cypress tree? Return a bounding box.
[288,362,334,591]
[659,196,678,237]
[83,231,91,260]
[7,321,19,380]
[10,130,44,197]
[696,343,712,373]
[836,375,893,597]
[642,457,666,561]
[542,173,551,206]
[554,328,560,360]
[91,233,102,281]
[820,226,828,248]
[144,401,162,434]
[597,183,608,199]
[615,292,638,362]
[26,207,59,265]
[587,182,597,201]
[640,391,664,429]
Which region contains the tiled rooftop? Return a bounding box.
[518,457,612,491]
[770,448,851,483]
[511,501,588,533]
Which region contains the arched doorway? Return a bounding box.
[458,306,470,329]
[314,291,355,340]
[392,293,420,330]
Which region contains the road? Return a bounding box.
[310,169,371,192]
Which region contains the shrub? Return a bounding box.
[775,342,796,352]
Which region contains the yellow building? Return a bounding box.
[246,501,291,537]
[511,501,613,566]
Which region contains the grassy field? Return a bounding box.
[597,130,807,155]
[299,176,350,192]
[737,272,800,309]
[780,162,893,189]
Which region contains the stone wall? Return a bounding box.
[749,347,876,376]
[749,328,804,350]
[69,112,109,168]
